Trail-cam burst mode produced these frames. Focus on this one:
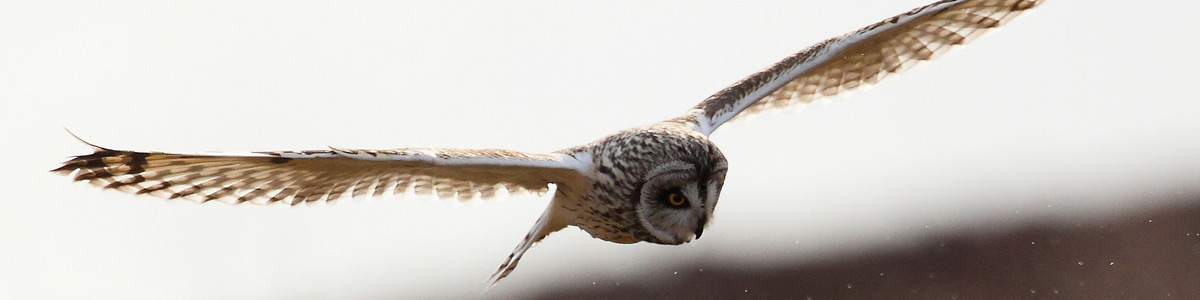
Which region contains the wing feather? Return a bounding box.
[54,141,590,205]
[691,0,1041,135]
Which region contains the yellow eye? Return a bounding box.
[667,192,687,206]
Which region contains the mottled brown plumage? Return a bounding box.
[54,0,1042,285]
[694,0,1041,134]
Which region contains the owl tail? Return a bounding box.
[486,195,571,287]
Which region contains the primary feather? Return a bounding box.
[692,0,1041,135]
[54,140,588,205]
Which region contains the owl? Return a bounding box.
[54,0,1042,284]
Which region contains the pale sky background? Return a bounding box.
[3,1,1199,299]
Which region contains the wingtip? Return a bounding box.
[49,163,77,175]
[49,162,79,175]
[62,127,112,153]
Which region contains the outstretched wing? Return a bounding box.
[690,0,1041,135]
[53,138,591,205]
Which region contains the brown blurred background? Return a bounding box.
[529,199,1200,300]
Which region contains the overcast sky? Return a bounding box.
[3,1,1199,299]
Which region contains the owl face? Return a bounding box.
[582,126,729,245]
[635,157,727,245]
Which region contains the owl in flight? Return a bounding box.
[55,0,1042,284]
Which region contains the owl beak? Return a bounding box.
[693,215,707,240]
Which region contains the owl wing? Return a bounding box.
[53,137,591,205]
[689,0,1042,136]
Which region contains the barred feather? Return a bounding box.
[54,140,589,205]
[693,0,1042,135]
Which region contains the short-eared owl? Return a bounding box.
[54,0,1043,284]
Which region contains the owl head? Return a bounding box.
[634,154,727,245]
[589,126,728,245]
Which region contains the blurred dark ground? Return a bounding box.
[526,199,1200,300]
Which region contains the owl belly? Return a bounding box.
[576,222,640,244]
[571,201,641,244]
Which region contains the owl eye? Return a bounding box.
[664,189,688,207]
